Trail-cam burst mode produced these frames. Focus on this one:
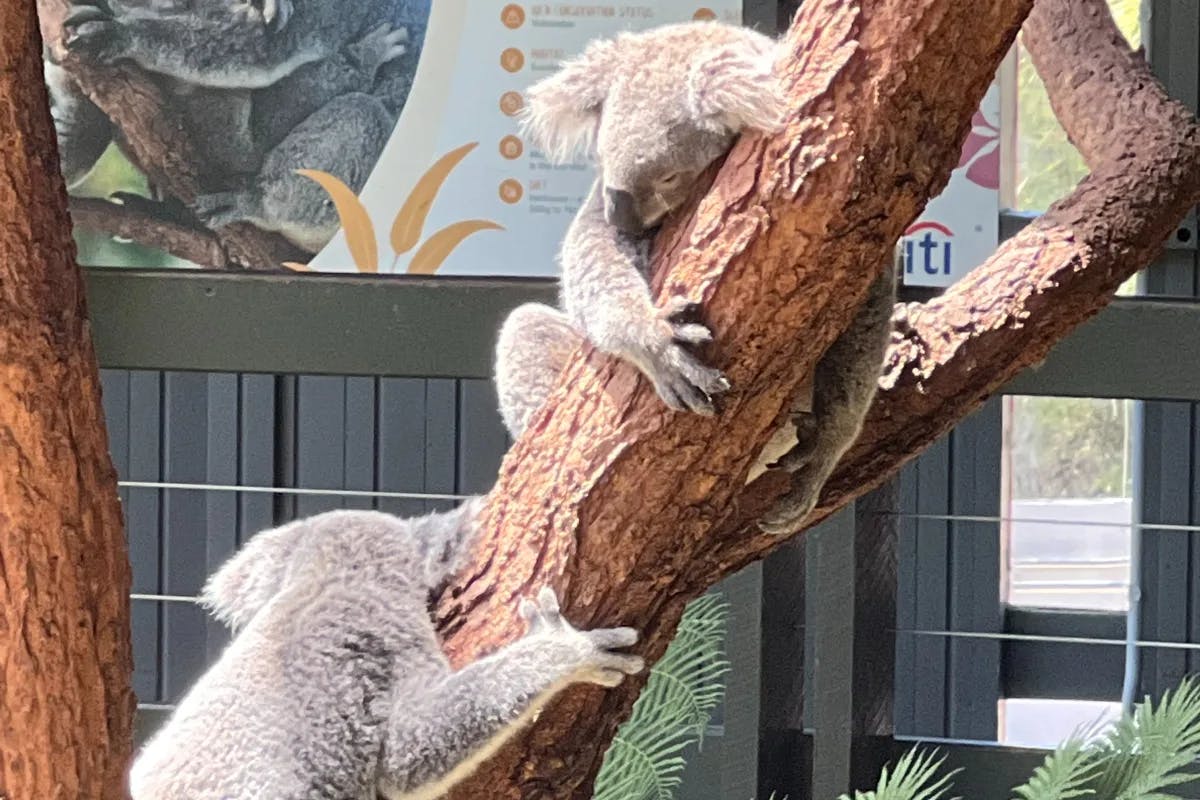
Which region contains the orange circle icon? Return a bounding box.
[501,4,525,29]
[500,47,525,73]
[499,135,524,160]
[693,8,717,20]
[499,179,524,204]
[499,91,524,116]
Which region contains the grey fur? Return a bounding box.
[130,497,644,799]
[52,0,425,254]
[493,20,896,536]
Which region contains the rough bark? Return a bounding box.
[0,0,135,798]
[37,0,305,270]
[437,1,1037,798]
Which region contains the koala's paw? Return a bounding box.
[758,467,824,536]
[62,0,126,63]
[644,297,730,416]
[520,587,644,688]
[193,191,253,230]
[349,23,409,80]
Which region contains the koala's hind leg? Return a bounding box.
[193,92,394,253]
[759,261,897,535]
[379,588,642,797]
[494,303,585,439]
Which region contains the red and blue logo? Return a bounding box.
[904,221,954,277]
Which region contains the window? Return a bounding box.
[1001,396,1137,612]
[1000,698,1123,747]
[1009,0,1143,212]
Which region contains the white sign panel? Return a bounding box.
[900,82,1001,288]
[311,2,743,276]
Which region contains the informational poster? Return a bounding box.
[49,2,740,274]
[49,2,997,281]
[900,82,1002,288]
[314,2,743,276]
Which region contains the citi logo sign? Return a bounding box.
[904,221,954,276]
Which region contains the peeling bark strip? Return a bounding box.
[1,0,135,797]
[436,2,1034,797]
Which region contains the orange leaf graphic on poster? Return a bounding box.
[282,261,314,272]
[389,142,478,257]
[296,169,378,272]
[407,220,503,275]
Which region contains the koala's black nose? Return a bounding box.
[604,187,644,235]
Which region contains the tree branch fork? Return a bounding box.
[427,0,1200,796]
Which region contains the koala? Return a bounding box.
[52,0,427,254]
[130,497,644,800]
[493,20,897,535]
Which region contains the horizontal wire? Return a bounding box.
[123,593,1200,651]
[901,628,1200,652]
[118,480,468,501]
[131,593,202,604]
[888,511,1200,533]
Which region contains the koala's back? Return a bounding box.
[130,512,448,799]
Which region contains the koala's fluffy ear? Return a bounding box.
[522,37,622,163]
[687,44,788,134]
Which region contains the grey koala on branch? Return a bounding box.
[129,498,644,799]
[493,20,896,535]
[50,0,424,256]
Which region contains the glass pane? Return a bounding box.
[1012,0,1142,212]
[1002,396,1135,611]
[1000,698,1122,747]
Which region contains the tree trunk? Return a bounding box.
[0,1,135,798]
[434,0,1200,797]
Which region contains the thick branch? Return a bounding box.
[69,197,229,266]
[37,0,302,270]
[718,0,1200,569]
[435,1,1035,797]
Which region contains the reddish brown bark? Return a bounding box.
[437,1,1039,798]
[0,0,135,798]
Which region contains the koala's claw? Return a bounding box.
[350,23,409,80]
[519,588,644,686]
[63,1,121,60]
[758,479,821,536]
[650,343,730,416]
[261,0,293,31]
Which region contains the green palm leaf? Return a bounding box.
[593,594,731,800]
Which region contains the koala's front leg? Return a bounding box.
[379,588,643,796]
[759,261,897,535]
[561,183,730,415]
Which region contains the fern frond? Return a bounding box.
[593,594,731,800]
[838,748,957,800]
[1089,677,1200,800]
[1011,732,1099,800]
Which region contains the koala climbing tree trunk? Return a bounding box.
[431,0,1200,798]
[0,0,135,798]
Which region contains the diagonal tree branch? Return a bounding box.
[436,1,1039,797]
[718,0,1200,569]
[69,196,229,267]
